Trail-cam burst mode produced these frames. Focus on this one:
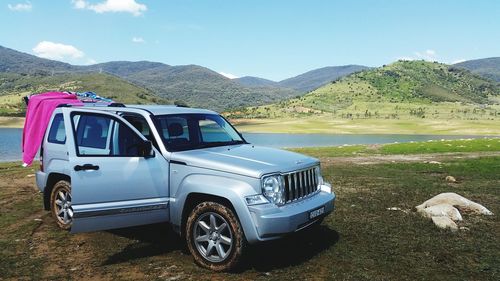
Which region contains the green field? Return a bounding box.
[0,139,498,280]
[291,138,500,158]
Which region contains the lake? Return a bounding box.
[0,128,483,162]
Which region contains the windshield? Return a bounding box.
[155,114,246,151]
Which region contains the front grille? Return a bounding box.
[283,167,319,203]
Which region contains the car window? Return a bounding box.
[199,119,233,142]
[47,113,66,144]
[155,114,245,151]
[72,113,144,157]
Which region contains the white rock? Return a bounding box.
[427,161,442,164]
[418,204,463,221]
[416,192,493,215]
[445,176,456,183]
[387,207,402,211]
[431,216,458,231]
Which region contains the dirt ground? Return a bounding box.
[1,152,498,280]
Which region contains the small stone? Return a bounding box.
[459,226,470,231]
[167,275,182,281]
[33,218,42,222]
[70,267,78,271]
[387,207,402,211]
[431,216,458,232]
[427,161,441,164]
[445,176,456,183]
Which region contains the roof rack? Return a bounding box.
[108,103,126,107]
[56,102,126,108]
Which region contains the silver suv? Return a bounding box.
[35,104,336,271]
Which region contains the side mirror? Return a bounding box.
[138,140,155,158]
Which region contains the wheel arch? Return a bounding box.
[43,173,71,210]
[180,193,237,239]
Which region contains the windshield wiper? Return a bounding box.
[197,140,245,149]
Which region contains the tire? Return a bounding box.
[50,180,73,230]
[186,201,245,271]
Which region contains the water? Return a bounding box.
[0,128,486,162]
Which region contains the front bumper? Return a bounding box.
[247,187,335,242]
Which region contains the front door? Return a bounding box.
[62,109,170,233]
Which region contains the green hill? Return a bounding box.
[229,60,500,121]
[278,65,371,92]
[0,45,300,112]
[454,57,500,82]
[0,72,168,116]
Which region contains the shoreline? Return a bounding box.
[2,116,500,136]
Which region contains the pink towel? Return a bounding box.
[22,92,83,166]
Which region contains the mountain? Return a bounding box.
[454,57,500,82]
[86,61,168,76]
[0,45,300,112]
[278,65,371,92]
[0,72,168,116]
[229,60,500,119]
[235,76,279,87]
[0,45,79,74]
[96,63,299,111]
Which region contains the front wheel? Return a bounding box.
[186,202,245,271]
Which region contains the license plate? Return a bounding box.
[309,206,325,220]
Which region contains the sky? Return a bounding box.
[0,0,499,81]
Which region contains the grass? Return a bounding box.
[290,138,500,158]
[0,146,499,280]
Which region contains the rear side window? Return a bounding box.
[47,113,66,144]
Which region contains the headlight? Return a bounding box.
[315,166,324,186]
[262,175,285,205]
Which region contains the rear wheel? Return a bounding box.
[186,202,245,271]
[50,180,73,230]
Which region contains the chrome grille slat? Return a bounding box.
[283,167,319,203]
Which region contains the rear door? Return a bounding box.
[61,108,170,233]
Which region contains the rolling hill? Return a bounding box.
[278,65,371,92]
[454,57,500,82]
[235,76,279,87]
[229,60,500,121]
[235,65,371,93]
[0,45,301,112]
[0,72,168,116]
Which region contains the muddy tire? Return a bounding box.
[50,180,73,230]
[186,202,245,271]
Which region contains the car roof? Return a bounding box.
[74,104,219,116]
[126,105,218,115]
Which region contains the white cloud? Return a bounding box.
[132,37,145,43]
[7,1,32,11]
[73,0,147,16]
[451,59,466,64]
[86,58,97,65]
[219,72,239,79]
[414,49,437,61]
[399,49,438,62]
[32,41,84,61]
[72,0,86,9]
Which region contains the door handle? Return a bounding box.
[74,164,100,171]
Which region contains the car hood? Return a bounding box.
[170,144,319,178]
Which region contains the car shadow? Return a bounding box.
[243,225,340,272]
[101,223,186,265]
[101,223,339,271]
